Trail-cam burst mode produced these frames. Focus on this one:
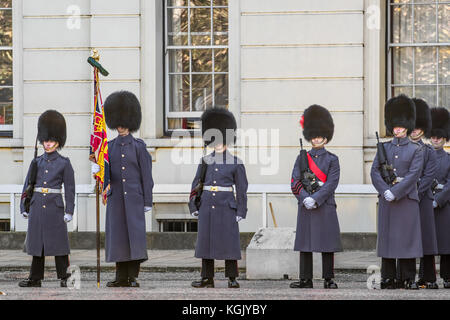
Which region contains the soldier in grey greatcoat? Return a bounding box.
[19,110,75,288]
[100,91,154,288]
[429,107,450,289]
[189,108,248,289]
[289,105,342,290]
[371,95,424,290]
[409,99,439,289]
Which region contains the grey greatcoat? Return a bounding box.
[371,137,424,259]
[434,148,450,255]
[21,151,75,257]
[104,134,154,263]
[291,147,342,253]
[417,140,438,255]
[189,151,248,261]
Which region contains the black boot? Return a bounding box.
[424,281,439,289]
[324,279,338,289]
[191,278,214,288]
[19,279,42,288]
[106,280,130,288]
[228,278,240,289]
[443,280,450,289]
[129,278,140,288]
[290,279,313,289]
[380,278,396,289]
[404,280,419,290]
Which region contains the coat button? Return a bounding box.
[215,168,218,172]
[213,181,217,184]
[45,170,48,173]
[43,205,46,209]
[122,167,125,170]
[123,179,126,182]
[212,206,215,209]
[213,193,216,196]
[394,168,397,171]
[395,155,398,159]
[43,182,47,185]
[124,192,127,195]
[122,154,125,158]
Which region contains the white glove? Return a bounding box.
[236,216,243,223]
[91,163,101,175]
[64,214,73,223]
[433,201,438,208]
[22,212,29,219]
[191,211,199,218]
[384,190,396,202]
[303,197,316,210]
[144,206,152,214]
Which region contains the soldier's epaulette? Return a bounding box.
[326,150,339,160]
[409,140,421,149]
[134,138,148,147]
[59,154,71,162]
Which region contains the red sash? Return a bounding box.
[307,153,327,183]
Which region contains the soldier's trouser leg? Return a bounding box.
[322,253,335,280]
[30,253,45,281]
[55,255,70,280]
[419,255,437,282]
[399,258,416,281]
[381,258,396,279]
[127,260,141,279]
[440,255,450,280]
[300,252,313,280]
[116,262,128,282]
[225,260,239,278]
[201,259,215,279]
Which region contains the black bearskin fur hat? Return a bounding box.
[301,105,334,143]
[430,107,450,140]
[37,110,67,149]
[201,108,237,146]
[385,94,416,136]
[412,98,432,138]
[104,91,142,133]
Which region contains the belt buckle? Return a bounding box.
[210,186,218,192]
[41,188,49,194]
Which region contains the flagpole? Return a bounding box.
[88,49,109,289]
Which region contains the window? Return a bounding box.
[159,219,198,232]
[0,0,12,135]
[164,0,229,133]
[0,219,10,231]
[388,1,449,108]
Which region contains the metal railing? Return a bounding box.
[0,184,377,231]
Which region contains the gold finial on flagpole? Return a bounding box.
[92,49,100,61]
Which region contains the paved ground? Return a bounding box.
[0,271,449,300]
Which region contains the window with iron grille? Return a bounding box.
[164,0,229,133]
[388,0,449,108]
[159,219,198,232]
[0,219,10,232]
[0,0,13,135]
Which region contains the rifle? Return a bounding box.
[193,144,208,210]
[299,138,322,194]
[21,138,39,213]
[376,132,398,186]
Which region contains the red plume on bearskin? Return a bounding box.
[300,115,305,129]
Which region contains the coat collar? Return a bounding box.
[117,133,134,145]
[309,147,327,157]
[43,151,59,161]
[391,137,410,146]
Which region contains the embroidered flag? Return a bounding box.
[90,68,109,189]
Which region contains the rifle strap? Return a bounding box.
[307,153,327,183]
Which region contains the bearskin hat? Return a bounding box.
[412,98,432,138]
[385,95,416,136]
[300,105,334,143]
[430,107,450,140]
[201,108,237,146]
[37,110,67,149]
[104,91,142,133]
